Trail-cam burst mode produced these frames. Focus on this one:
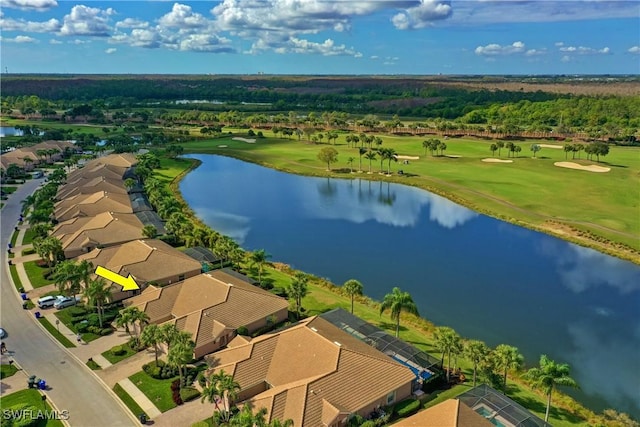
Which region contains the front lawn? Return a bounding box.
[129,371,178,413]
[9,264,22,290]
[0,389,65,427]
[37,317,75,348]
[1,363,19,379]
[23,260,53,288]
[23,228,37,245]
[113,383,147,419]
[101,342,138,365]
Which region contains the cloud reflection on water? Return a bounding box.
[311,178,478,229]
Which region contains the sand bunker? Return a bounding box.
[232,137,256,143]
[482,158,513,163]
[539,144,563,149]
[446,155,462,158]
[396,155,420,160]
[554,162,610,173]
[217,145,228,148]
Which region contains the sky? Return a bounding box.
[0,0,639,75]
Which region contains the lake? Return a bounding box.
[180,154,640,417]
[0,127,23,137]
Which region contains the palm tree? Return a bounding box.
[76,259,94,292]
[160,323,180,352]
[34,236,63,268]
[287,272,308,320]
[347,156,355,173]
[201,370,241,424]
[115,306,137,339]
[464,340,490,387]
[385,148,397,174]
[167,331,195,390]
[250,249,270,285]
[83,278,110,328]
[379,287,419,338]
[433,326,462,382]
[493,344,524,393]
[131,308,150,346]
[357,147,367,172]
[364,151,376,174]
[140,323,164,364]
[524,355,579,423]
[342,279,363,314]
[52,260,81,297]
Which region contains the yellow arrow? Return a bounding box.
[95,266,140,291]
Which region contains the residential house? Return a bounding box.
[52,211,144,258]
[56,176,127,200]
[54,190,133,221]
[394,399,493,427]
[204,316,417,427]
[124,273,289,358]
[75,239,202,301]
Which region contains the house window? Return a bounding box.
[178,274,185,282]
[386,391,396,405]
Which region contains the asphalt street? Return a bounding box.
[1,177,137,426]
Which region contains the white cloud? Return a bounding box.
[525,48,546,57]
[475,41,526,56]
[559,45,611,55]
[178,33,234,53]
[629,46,640,54]
[158,3,209,30]
[370,55,379,60]
[69,39,91,44]
[1,0,57,11]
[0,17,61,32]
[59,5,115,37]
[49,38,62,44]
[115,18,149,30]
[0,35,38,43]
[555,41,564,47]
[391,0,452,30]
[249,33,360,57]
[561,55,571,63]
[105,47,117,54]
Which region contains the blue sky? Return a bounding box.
[1,0,639,75]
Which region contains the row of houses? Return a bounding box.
[0,140,78,172]
[48,153,545,426]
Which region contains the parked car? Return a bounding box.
[53,296,78,310]
[37,295,64,309]
[0,327,6,339]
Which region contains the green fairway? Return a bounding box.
[180,133,640,260]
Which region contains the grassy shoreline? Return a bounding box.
[158,155,618,426]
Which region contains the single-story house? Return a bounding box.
[124,273,289,358]
[76,239,202,301]
[394,399,493,427]
[56,176,127,200]
[204,316,417,427]
[54,190,133,221]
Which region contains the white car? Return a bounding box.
[0,327,6,339]
[53,296,78,310]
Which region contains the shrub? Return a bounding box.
[111,345,126,356]
[21,248,36,256]
[170,379,180,392]
[88,326,101,334]
[143,360,165,379]
[360,422,376,427]
[76,323,89,333]
[42,269,54,280]
[68,306,87,317]
[86,313,100,327]
[197,372,206,388]
[394,399,421,418]
[100,328,113,336]
[180,387,200,402]
[171,379,183,405]
[236,326,249,336]
[191,422,209,427]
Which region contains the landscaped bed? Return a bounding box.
[54,305,113,343]
[101,342,139,365]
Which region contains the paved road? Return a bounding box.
[1,179,137,427]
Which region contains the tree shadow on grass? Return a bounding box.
[512,395,585,424]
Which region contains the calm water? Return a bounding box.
[0,127,23,137]
[180,154,640,417]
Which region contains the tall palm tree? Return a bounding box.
[201,370,241,424]
[347,156,355,173]
[342,279,363,314]
[357,147,367,172]
[379,287,419,338]
[433,326,462,382]
[287,272,308,320]
[160,323,180,352]
[385,148,397,174]
[167,331,195,390]
[493,344,524,393]
[52,260,81,297]
[464,340,490,387]
[76,259,94,292]
[83,277,110,328]
[140,323,164,364]
[250,249,271,285]
[524,355,579,423]
[364,151,376,174]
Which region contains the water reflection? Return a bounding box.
[194,207,251,245]
[313,178,477,229]
[538,239,640,294]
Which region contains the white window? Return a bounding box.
[386,391,396,405]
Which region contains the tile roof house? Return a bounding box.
[394,399,493,427]
[56,176,127,200]
[204,316,416,427]
[94,153,138,168]
[124,273,289,358]
[66,162,128,183]
[1,141,77,171]
[54,190,133,221]
[52,211,144,258]
[75,239,202,301]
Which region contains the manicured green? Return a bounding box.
[21,247,36,256]
[0,389,65,427]
[11,229,19,247]
[86,359,102,370]
[37,317,75,348]
[23,260,54,288]
[182,134,640,257]
[9,264,22,290]
[113,383,146,418]
[1,363,19,379]
[22,228,37,245]
[1,186,18,194]
[101,343,138,364]
[129,371,178,413]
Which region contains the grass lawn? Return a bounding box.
[2,186,18,194]
[23,260,53,288]
[0,389,65,427]
[53,309,101,343]
[182,134,640,259]
[101,343,139,365]
[37,317,75,348]
[1,364,19,379]
[11,229,19,247]
[9,264,22,290]
[129,371,178,413]
[113,383,146,418]
[22,228,37,245]
[86,359,102,370]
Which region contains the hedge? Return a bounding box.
[179,386,200,402]
[394,399,421,418]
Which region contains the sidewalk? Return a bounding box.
[0,356,29,396]
[118,378,162,419]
